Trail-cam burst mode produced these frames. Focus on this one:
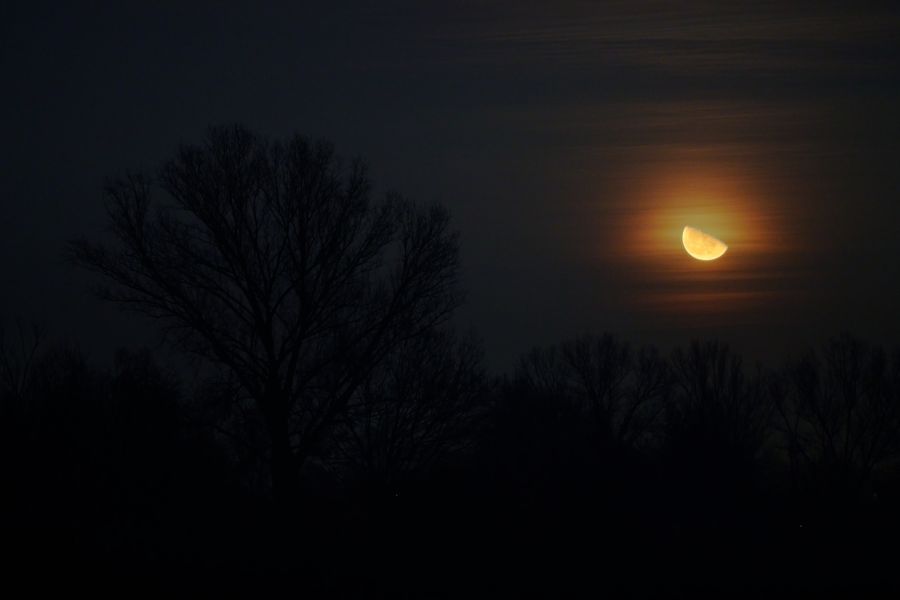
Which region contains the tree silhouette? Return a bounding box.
[68,125,461,505]
[0,320,43,404]
[326,329,485,491]
[478,333,669,530]
[668,340,772,455]
[664,340,773,512]
[773,334,900,503]
[513,333,669,449]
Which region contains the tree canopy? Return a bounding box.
[69,125,462,501]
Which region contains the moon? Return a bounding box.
[682,226,728,261]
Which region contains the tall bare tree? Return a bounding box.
[772,335,900,500]
[68,125,461,504]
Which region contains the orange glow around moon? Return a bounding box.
[682,226,728,261]
[598,155,795,316]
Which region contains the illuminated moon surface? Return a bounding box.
[682,226,728,261]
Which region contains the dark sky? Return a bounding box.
[2,1,900,370]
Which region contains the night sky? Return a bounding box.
[3,1,900,369]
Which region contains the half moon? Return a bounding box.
[682,226,728,261]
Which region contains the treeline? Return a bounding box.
[3,324,900,594]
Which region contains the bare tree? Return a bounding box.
[772,335,900,500]
[0,320,43,403]
[661,340,774,516]
[68,125,461,504]
[327,329,485,489]
[515,333,669,449]
[667,340,772,463]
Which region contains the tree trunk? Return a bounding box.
[263,392,298,513]
[271,428,297,508]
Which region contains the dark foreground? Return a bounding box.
[4,335,900,597]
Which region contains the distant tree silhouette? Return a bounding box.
[514,333,669,449]
[773,334,900,503]
[664,340,773,508]
[0,320,43,403]
[0,321,45,529]
[327,329,485,491]
[0,337,255,577]
[477,333,670,531]
[68,125,461,506]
